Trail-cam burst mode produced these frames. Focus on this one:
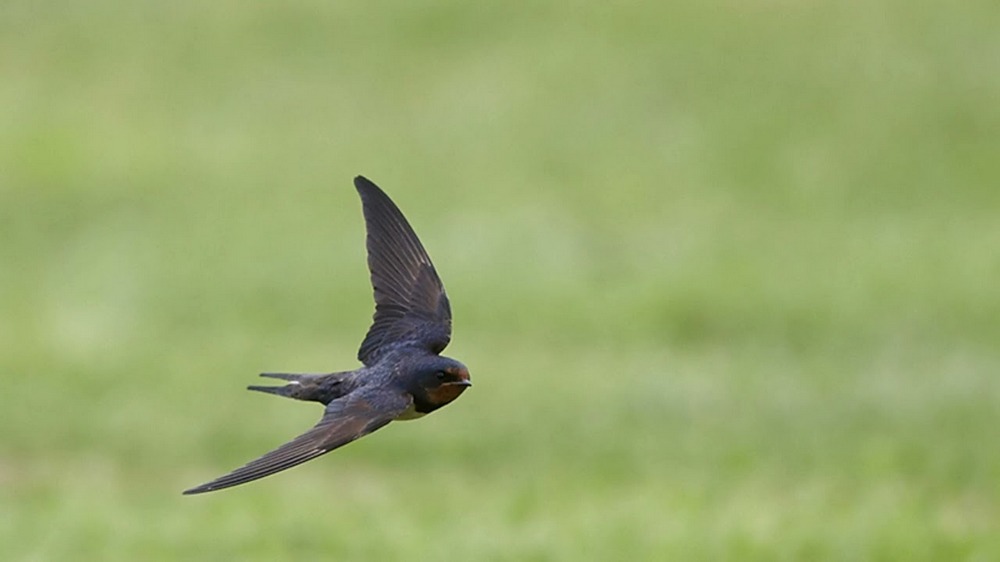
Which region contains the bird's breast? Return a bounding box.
[395,402,427,421]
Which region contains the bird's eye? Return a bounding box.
[435,371,446,381]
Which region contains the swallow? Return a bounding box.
[183,176,470,495]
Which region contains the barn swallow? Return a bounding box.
[183,176,470,495]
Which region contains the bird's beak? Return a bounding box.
[452,368,471,387]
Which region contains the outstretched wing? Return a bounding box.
[354,176,452,366]
[183,388,411,494]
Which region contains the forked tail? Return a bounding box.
[247,372,351,404]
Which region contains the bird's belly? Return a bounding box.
[395,402,426,421]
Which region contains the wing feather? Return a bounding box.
[183,389,411,494]
[354,176,452,366]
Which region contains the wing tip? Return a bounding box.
[181,475,250,496]
[354,175,377,192]
[182,484,211,495]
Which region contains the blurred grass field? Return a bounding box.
[2,1,999,560]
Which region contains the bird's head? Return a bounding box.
[408,356,471,414]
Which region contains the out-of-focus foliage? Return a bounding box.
[1,1,998,560]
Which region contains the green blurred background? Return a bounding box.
[2,1,998,560]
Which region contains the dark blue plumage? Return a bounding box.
[184,176,470,495]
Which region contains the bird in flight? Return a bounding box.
[184,176,470,495]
